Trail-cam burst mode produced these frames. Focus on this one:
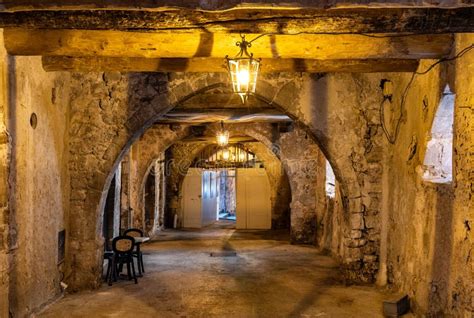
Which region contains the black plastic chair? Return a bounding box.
[124,228,145,275]
[107,236,138,285]
[103,251,114,281]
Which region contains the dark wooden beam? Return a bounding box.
[0,8,472,34]
[0,1,473,11]
[5,29,452,60]
[42,56,420,73]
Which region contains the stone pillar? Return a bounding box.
[280,128,321,245]
[129,145,142,229]
[113,165,121,238]
[158,154,166,229]
[120,154,131,231]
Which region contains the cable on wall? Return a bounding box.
[379,43,474,145]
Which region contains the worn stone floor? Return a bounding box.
[38,222,396,317]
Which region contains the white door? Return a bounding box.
[236,168,271,229]
[182,168,202,228]
[201,170,218,227]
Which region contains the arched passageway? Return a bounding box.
[68,73,379,290]
[1,7,472,316]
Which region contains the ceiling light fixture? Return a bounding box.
[216,121,229,147]
[225,34,261,104]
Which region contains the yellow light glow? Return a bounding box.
[216,130,229,147]
[239,152,246,161]
[237,69,250,86]
[222,149,230,161]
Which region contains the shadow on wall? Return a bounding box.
[427,184,454,316]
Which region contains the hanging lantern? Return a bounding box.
[225,35,261,103]
[216,121,229,147]
[222,148,230,161]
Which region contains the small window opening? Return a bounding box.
[325,160,336,198]
[422,85,454,183]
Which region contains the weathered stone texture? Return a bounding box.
[279,125,323,244]
[449,33,474,317]
[130,124,190,231]
[380,35,474,316]
[6,54,71,316]
[270,73,385,281]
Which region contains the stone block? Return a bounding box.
[363,255,378,263]
[350,229,363,239]
[350,213,365,229]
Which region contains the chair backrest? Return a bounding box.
[124,228,144,238]
[112,236,135,254]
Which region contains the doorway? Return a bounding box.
[181,167,271,229]
[217,169,236,222]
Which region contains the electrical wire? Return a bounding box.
[380,43,474,144]
[244,32,473,145]
[247,31,443,44]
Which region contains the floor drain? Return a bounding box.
[210,251,237,257]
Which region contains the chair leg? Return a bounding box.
[126,261,132,281]
[131,257,138,284]
[105,258,111,281]
[118,262,124,274]
[140,252,145,273]
[115,258,123,282]
[108,257,116,286]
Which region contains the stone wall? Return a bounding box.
[0,30,10,318]
[380,62,446,313]
[279,124,326,244]
[5,54,71,316]
[319,182,346,257]
[258,73,385,282]
[379,34,473,316]
[129,124,190,231]
[449,33,473,317]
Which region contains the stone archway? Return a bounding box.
[68,72,381,289]
[125,124,192,231]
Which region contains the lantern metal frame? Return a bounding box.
[225,34,261,103]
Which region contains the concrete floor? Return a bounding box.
[39,223,396,317]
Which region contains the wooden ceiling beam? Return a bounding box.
[5,29,452,60]
[0,1,471,12]
[42,56,420,73]
[0,8,472,33]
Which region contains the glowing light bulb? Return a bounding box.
[237,69,250,85]
[216,130,229,147]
